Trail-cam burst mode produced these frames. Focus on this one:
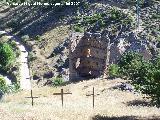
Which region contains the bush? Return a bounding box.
[73,25,84,33]
[0,43,16,72]
[35,35,42,42]
[52,77,64,86]
[117,52,160,106]
[21,35,30,43]
[0,77,7,93]
[108,64,120,78]
[8,41,21,57]
[7,82,20,93]
[0,77,20,94]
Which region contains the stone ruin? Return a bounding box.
[69,31,158,81]
[69,32,108,81]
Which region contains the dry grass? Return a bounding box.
[0,78,160,120]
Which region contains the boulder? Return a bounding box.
[119,83,134,92]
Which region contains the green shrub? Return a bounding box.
[7,82,20,93]
[118,52,160,106]
[0,77,7,93]
[118,51,143,77]
[73,7,133,32]
[35,35,42,42]
[0,76,20,94]
[52,77,64,86]
[0,43,16,72]
[108,64,120,78]
[8,41,21,57]
[9,41,17,48]
[73,25,84,33]
[110,9,123,21]
[21,35,30,43]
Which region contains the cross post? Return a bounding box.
[25,90,39,106]
[86,87,95,109]
[93,87,94,108]
[53,88,72,107]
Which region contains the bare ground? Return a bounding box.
[0,78,160,120]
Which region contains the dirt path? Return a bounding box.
[0,30,31,90]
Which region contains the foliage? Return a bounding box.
[108,64,120,78]
[117,52,160,106]
[52,77,64,86]
[126,0,157,7]
[0,42,16,72]
[73,7,133,32]
[28,52,37,62]
[0,77,20,94]
[21,35,30,43]
[118,51,143,77]
[73,25,84,33]
[35,35,42,42]
[0,77,7,93]
[8,41,21,57]
[7,82,20,93]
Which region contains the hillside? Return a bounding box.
[0,1,160,83]
[0,0,160,120]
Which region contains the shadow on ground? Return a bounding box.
[92,115,160,120]
[126,99,155,107]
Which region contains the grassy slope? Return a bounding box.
[1,78,160,120]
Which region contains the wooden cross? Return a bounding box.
[25,90,39,106]
[86,87,95,108]
[53,89,72,107]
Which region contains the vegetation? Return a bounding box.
[21,35,30,43]
[0,42,16,73]
[110,51,160,106]
[126,0,159,7]
[0,77,20,94]
[0,77,7,93]
[73,7,133,32]
[52,77,64,86]
[108,64,120,78]
[35,35,42,42]
[28,52,37,62]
